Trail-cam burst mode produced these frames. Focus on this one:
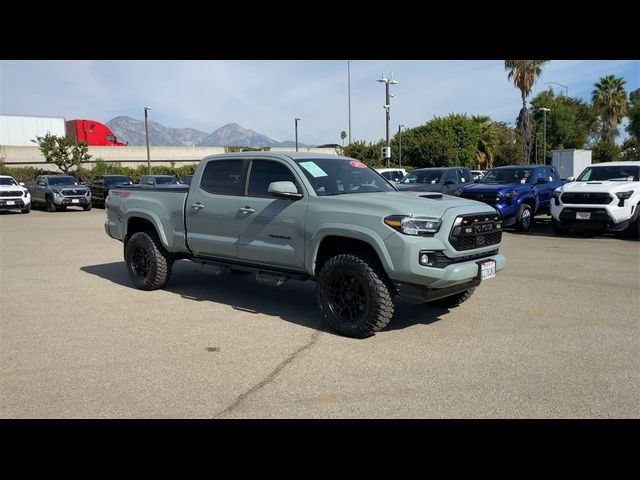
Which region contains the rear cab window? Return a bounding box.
[200,160,244,195]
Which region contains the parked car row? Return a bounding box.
[376,161,640,237]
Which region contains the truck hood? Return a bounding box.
[321,191,495,217]
[395,183,442,192]
[557,180,639,194]
[461,182,533,195]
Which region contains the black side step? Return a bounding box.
[256,271,288,286]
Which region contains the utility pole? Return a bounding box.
[144,106,152,175]
[540,107,550,165]
[377,73,398,168]
[348,60,352,145]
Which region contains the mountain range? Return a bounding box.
[106,116,304,148]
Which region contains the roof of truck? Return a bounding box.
[201,151,353,162]
[588,161,640,167]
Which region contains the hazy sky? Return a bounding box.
[1,60,638,145]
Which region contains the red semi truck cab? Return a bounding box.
[65,119,127,146]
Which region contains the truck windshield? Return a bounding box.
[0,177,19,186]
[155,176,179,185]
[399,170,444,185]
[48,177,78,186]
[295,158,396,196]
[481,168,532,184]
[576,165,640,182]
[106,176,133,186]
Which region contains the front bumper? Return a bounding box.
[0,198,28,210]
[551,201,635,232]
[54,196,90,206]
[394,277,481,303]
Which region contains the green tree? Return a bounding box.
[340,130,347,146]
[530,89,599,163]
[626,88,639,141]
[592,140,620,163]
[471,115,499,169]
[492,122,523,166]
[505,60,549,162]
[620,137,639,161]
[32,133,92,174]
[342,139,384,166]
[592,75,628,142]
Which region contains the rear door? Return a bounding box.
[236,158,308,270]
[185,158,245,259]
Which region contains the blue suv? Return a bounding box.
[457,165,563,231]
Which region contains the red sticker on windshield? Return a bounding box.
[350,161,367,168]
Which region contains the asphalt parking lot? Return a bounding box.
[1,208,638,418]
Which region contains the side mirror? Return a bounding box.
[535,177,548,184]
[566,176,575,182]
[19,182,25,186]
[268,181,302,199]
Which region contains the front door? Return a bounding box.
[237,158,307,270]
[185,159,245,259]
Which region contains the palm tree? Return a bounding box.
[592,75,628,142]
[340,130,347,146]
[505,60,549,162]
[472,115,499,169]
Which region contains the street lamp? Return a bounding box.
[377,73,398,168]
[144,106,152,174]
[544,82,568,96]
[539,107,551,165]
[398,124,405,167]
[295,117,302,152]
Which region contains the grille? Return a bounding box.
[433,249,499,268]
[61,189,87,196]
[449,213,503,251]
[461,193,501,204]
[0,190,23,197]
[561,192,612,205]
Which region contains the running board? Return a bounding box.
[256,271,288,286]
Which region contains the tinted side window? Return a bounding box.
[381,172,392,180]
[442,170,457,183]
[460,169,472,183]
[248,160,298,197]
[200,160,243,196]
[544,167,558,182]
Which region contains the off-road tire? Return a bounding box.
[125,231,173,290]
[623,204,640,239]
[21,204,31,214]
[316,253,394,338]
[83,202,92,211]
[45,196,57,212]
[551,217,569,235]
[428,287,476,308]
[515,204,533,232]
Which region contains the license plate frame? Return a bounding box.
[576,211,591,220]
[480,260,496,281]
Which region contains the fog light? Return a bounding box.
[419,252,437,267]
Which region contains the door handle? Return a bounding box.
[191,202,205,210]
[238,206,255,215]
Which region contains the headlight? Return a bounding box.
[384,215,442,235]
[23,190,29,197]
[552,190,561,199]
[85,190,91,196]
[52,188,60,194]
[504,190,519,200]
[615,190,634,200]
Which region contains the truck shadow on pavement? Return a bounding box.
[80,261,447,336]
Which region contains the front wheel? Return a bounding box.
[83,202,92,211]
[316,253,394,338]
[45,197,57,212]
[552,217,569,235]
[125,231,173,290]
[21,204,31,214]
[428,288,475,308]
[515,204,533,232]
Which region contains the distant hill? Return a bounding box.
[106,116,305,147]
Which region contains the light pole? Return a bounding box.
[377,73,398,168]
[295,117,302,152]
[398,124,405,167]
[539,107,551,165]
[347,60,352,145]
[144,106,152,174]
[544,82,568,97]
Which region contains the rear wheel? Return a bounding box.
[125,231,173,290]
[316,253,394,338]
[428,288,475,308]
[515,204,533,232]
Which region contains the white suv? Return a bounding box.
[0,175,31,214]
[376,168,407,183]
[550,161,639,237]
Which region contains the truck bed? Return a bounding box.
[106,184,191,254]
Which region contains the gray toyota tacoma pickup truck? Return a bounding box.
[105,152,506,338]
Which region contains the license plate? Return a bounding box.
[576,212,590,220]
[6,200,15,205]
[71,199,80,203]
[480,260,496,280]
[474,223,494,233]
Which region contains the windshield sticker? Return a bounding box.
[299,161,328,178]
[350,160,367,169]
